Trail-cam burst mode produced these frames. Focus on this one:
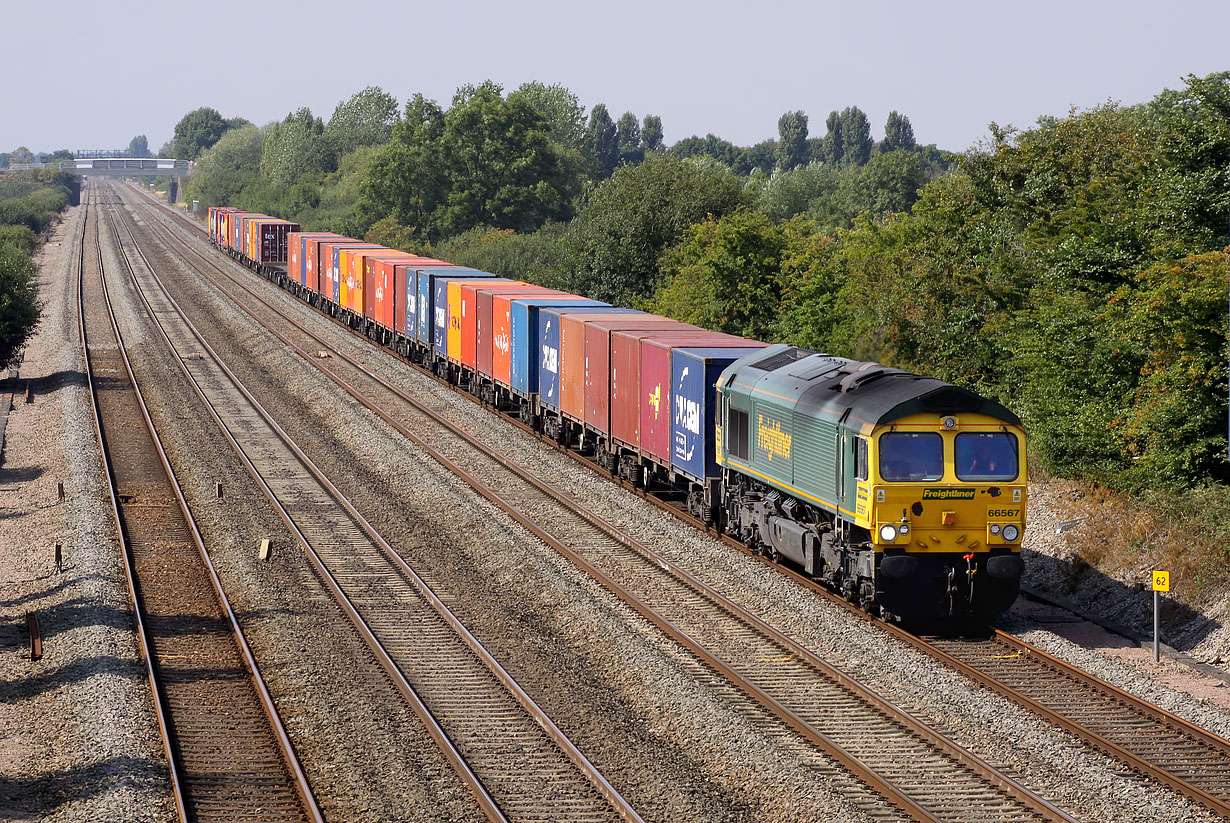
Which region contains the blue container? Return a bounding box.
[670,347,766,483]
[410,268,484,345]
[537,306,638,412]
[509,298,606,397]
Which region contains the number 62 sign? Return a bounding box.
[1152,570,1170,592]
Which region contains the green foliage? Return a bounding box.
[0,225,37,254]
[127,134,151,158]
[556,153,745,305]
[43,150,74,164]
[9,147,34,165]
[641,115,664,153]
[325,86,398,156]
[515,82,585,150]
[776,110,808,172]
[582,104,618,179]
[170,107,232,159]
[261,108,333,187]
[881,111,915,153]
[435,223,567,285]
[363,215,430,255]
[184,125,264,209]
[616,111,643,166]
[0,242,40,368]
[360,82,577,242]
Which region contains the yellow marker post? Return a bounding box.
[1152,571,1170,662]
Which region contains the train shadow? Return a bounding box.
[0,368,87,400]
[1018,547,1223,652]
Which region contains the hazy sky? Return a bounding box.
[5,0,1227,155]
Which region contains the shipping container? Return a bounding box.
[449,280,529,365]
[583,317,698,435]
[436,276,511,358]
[670,347,769,483]
[537,307,637,412]
[210,207,239,244]
[238,214,272,259]
[322,242,379,306]
[249,218,299,263]
[509,298,606,397]
[473,286,556,376]
[610,329,736,450]
[363,252,424,328]
[491,292,581,387]
[335,245,384,310]
[558,311,655,421]
[289,232,343,288]
[303,234,349,294]
[639,335,765,464]
[393,261,455,337]
[416,268,489,345]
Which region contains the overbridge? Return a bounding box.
[4,158,192,177]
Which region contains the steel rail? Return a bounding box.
[91,187,323,822]
[124,186,1077,823]
[77,186,189,822]
[107,185,644,823]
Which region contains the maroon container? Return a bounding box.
[582,317,695,434]
[640,333,759,462]
[611,329,734,449]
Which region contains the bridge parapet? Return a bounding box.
[2,159,192,176]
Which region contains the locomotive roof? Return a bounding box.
[726,344,1021,427]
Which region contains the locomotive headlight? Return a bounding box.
[878,524,898,543]
[898,523,910,535]
[1002,524,1021,542]
[989,524,1001,536]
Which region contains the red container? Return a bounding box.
[304,234,350,294]
[490,290,581,386]
[610,328,730,449]
[364,253,421,327]
[558,312,651,423]
[476,286,559,377]
[639,334,763,462]
[290,232,343,288]
[583,317,696,434]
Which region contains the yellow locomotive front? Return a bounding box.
[864,412,1026,619]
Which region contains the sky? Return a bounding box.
[4,0,1228,156]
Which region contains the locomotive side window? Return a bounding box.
[729,407,750,461]
[955,432,1019,481]
[855,436,868,481]
[879,432,943,481]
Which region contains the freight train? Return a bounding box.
[208,207,1026,620]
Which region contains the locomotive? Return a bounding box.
[717,345,1025,620]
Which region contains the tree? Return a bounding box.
[0,242,40,369]
[127,134,151,157]
[581,104,619,179]
[325,86,398,155]
[820,111,843,166]
[170,107,231,159]
[557,153,745,304]
[776,110,809,171]
[360,82,577,240]
[840,106,873,166]
[642,115,664,152]
[184,125,265,208]
[43,150,74,164]
[616,111,643,165]
[261,108,332,187]
[881,111,916,152]
[744,139,778,175]
[10,147,34,165]
[0,153,9,169]
[670,134,742,168]
[514,82,585,150]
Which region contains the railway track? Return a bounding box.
[121,185,1078,823]
[100,186,643,823]
[80,185,321,822]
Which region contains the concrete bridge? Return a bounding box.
[4,158,192,177]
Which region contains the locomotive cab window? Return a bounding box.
[955,432,1019,481]
[879,432,943,481]
[729,407,750,461]
[854,436,868,482]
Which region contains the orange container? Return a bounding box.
[559,311,648,422]
[447,279,523,364]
